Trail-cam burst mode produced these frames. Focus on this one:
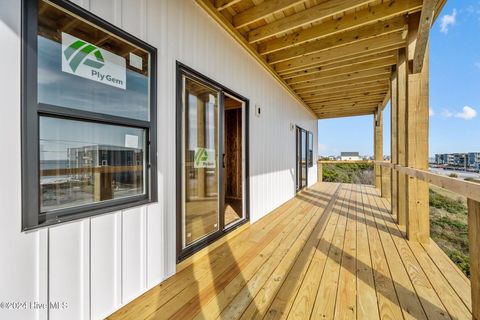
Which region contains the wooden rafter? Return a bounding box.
[290,67,391,91]
[257,0,423,55]
[274,31,406,73]
[233,0,307,28]
[300,83,390,99]
[215,0,242,11]
[266,15,407,64]
[285,56,396,85]
[281,51,397,79]
[248,0,376,43]
[195,0,317,118]
[196,0,440,120]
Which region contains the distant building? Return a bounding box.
[435,152,480,169]
[340,152,361,161]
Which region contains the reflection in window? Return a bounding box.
[37,0,150,121]
[40,117,146,212]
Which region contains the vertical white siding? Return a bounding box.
[0,0,318,319]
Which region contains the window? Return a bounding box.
[22,0,157,230]
[308,131,314,167]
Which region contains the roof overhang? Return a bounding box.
[196,0,446,119]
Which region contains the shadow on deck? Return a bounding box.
[108,182,472,320]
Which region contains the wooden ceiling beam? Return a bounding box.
[257,0,423,55]
[303,89,388,104]
[317,109,375,119]
[313,107,380,117]
[274,31,406,73]
[285,56,395,85]
[280,50,396,78]
[291,67,391,91]
[315,104,378,111]
[295,75,390,95]
[310,97,385,109]
[308,94,387,107]
[194,0,317,118]
[247,0,376,43]
[318,111,374,119]
[233,0,307,28]
[215,0,242,11]
[299,83,390,98]
[413,0,439,73]
[267,16,407,64]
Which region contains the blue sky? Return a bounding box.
[318,1,480,157]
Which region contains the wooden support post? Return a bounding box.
[406,15,430,243]
[381,166,391,199]
[397,48,408,226]
[317,161,323,183]
[374,109,383,190]
[390,69,398,215]
[468,199,480,320]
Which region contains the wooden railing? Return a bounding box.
[375,160,479,318]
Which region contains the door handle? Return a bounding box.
[222,154,226,168]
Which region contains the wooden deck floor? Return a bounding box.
[108,183,472,320]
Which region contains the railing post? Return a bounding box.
[468,199,480,320]
[374,109,383,191]
[317,161,323,183]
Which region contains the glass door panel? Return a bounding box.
[183,76,220,248]
[301,129,307,188]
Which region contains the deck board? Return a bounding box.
[108,183,472,320]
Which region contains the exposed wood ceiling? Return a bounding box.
[196,0,445,119]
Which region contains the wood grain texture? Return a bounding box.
[108,183,471,320]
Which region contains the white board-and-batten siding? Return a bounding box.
[0,0,318,319]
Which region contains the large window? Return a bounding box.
[22,0,157,230]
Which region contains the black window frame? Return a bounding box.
[21,0,158,231]
[308,131,314,168]
[175,62,250,262]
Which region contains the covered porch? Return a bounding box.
[109,182,471,319]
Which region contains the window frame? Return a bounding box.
[308,131,314,168]
[21,0,158,231]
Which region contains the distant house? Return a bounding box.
[340,152,361,161]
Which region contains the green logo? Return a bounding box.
[194,148,209,166]
[63,40,105,72]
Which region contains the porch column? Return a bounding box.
[405,13,430,243]
[397,48,408,226]
[374,109,383,190]
[390,69,398,216]
[468,199,480,320]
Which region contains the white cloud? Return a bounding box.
[441,106,477,120]
[429,108,435,117]
[454,105,477,120]
[440,9,457,33]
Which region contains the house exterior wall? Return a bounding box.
[0,1,318,319]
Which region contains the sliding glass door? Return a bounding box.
[296,126,308,192]
[182,76,220,248]
[177,64,249,261]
